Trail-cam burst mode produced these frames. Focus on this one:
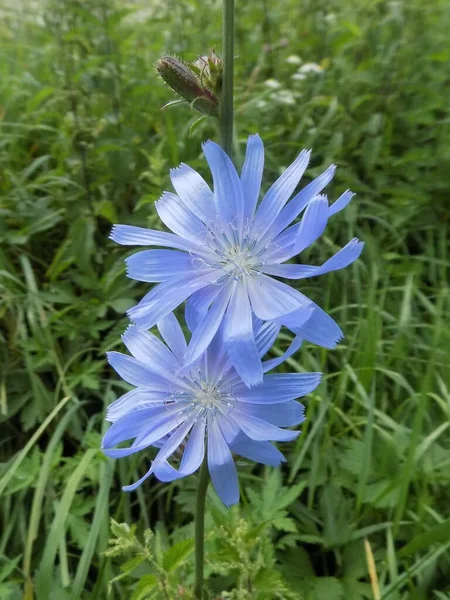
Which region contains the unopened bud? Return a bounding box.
[191,50,223,97]
[155,55,218,116]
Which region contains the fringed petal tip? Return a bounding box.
[109,224,120,242]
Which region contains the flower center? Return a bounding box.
[198,222,269,282]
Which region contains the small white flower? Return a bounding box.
[286,55,302,65]
[264,78,282,89]
[299,62,323,74]
[275,90,296,106]
[292,73,306,81]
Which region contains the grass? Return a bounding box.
[0,0,449,598]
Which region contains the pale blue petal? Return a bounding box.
[102,404,184,456]
[170,163,216,224]
[108,406,188,458]
[155,191,208,243]
[184,284,233,366]
[247,274,310,320]
[157,312,187,360]
[110,224,199,253]
[128,270,218,330]
[106,389,166,422]
[217,415,286,466]
[207,417,239,506]
[263,238,364,279]
[153,418,206,482]
[252,149,310,237]
[329,190,354,217]
[106,352,175,389]
[122,465,154,492]
[241,134,264,222]
[255,320,280,357]
[102,406,160,449]
[230,434,286,466]
[202,141,245,240]
[204,323,233,385]
[262,334,303,373]
[122,326,180,375]
[267,164,336,238]
[154,416,196,462]
[282,303,343,348]
[126,249,193,282]
[185,285,222,332]
[232,373,322,403]
[293,195,329,254]
[231,409,299,441]
[223,281,263,387]
[237,401,306,427]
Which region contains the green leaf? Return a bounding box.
[130,575,158,600]
[162,539,194,572]
[398,518,450,557]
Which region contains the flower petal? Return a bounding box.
[106,352,174,389]
[202,141,245,240]
[293,195,329,254]
[328,190,354,217]
[207,416,239,506]
[241,134,264,222]
[153,418,206,482]
[223,281,263,387]
[106,389,166,422]
[102,404,184,456]
[231,409,299,441]
[255,320,280,357]
[252,149,310,237]
[110,224,199,253]
[155,191,208,243]
[122,326,180,375]
[233,373,322,403]
[262,334,303,373]
[128,270,219,330]
[247,274,310,320]
[282,303,343,348]
[263,238,364,279]
[230,434,286,466]
[268,164,336,238]
[126,249,194,282]
[217,415,285,466]
[157,312,187,360]
[170,163,216,224]
[122,465,154,492]
[184,283,233,366]
[237,401,306,427]
[185,285,223,332]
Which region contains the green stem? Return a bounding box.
[220,0,235,157]
[194,459,210,599]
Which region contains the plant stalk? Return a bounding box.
[194,458,210,599]
[220,0,235,157]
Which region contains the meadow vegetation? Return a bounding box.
[0,0,449,598]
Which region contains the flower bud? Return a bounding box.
[155,55,218,116]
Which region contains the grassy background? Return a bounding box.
[1,0,449,598]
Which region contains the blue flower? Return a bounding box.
[111,135,363,387]
[102,313,321,506]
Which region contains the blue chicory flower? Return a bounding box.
[102,312,321,506]
[111,135,363,387]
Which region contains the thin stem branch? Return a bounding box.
[194,459,209,599]
[220,0,235,157]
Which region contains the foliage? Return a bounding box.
[0,0,449,598]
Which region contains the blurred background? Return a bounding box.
[0,0,449,598]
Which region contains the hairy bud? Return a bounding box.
[155,55,218,116]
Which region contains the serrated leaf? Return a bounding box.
[313,577,344,600]
[162,539,194,572]
[130,575,158,600]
